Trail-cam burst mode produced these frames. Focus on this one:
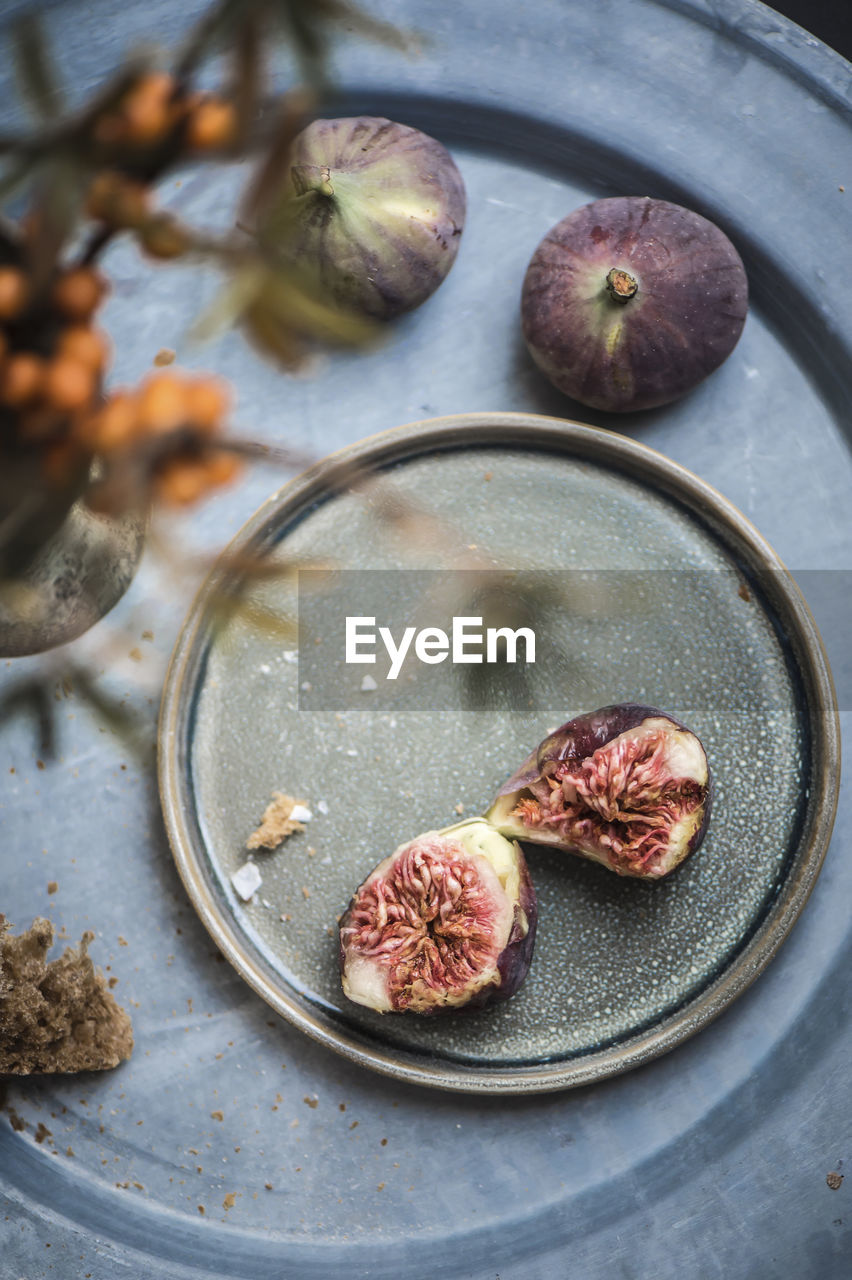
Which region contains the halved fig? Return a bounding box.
[339,819,537,1014]
[521,196,748,412]
[487,705,711,879]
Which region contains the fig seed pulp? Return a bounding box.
[488,705,711,879]
[339,820,537,1015]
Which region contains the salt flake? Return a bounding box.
[231,862,262,901]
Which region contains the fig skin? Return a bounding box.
[521,196,748,412]
[487,704,711,880]
[338,820,537,1015]
[271,116,466,321]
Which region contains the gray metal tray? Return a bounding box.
[2,0,852,1276]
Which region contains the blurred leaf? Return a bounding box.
[272,0,414,84]
[207,583,298,643]
[240,89,313,224]
[243,265,377,366]
[25,158,91,284]
[189,262,268,343]
[229,10,262,149]
[176,0,245,78]
[192,246,376,368]
[0,156,35,206]
[0,676,55,756]
[178,0,413,84]
[13,15,63,121]
[65,666,151,765]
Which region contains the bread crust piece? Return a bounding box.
[0,915,133,1074]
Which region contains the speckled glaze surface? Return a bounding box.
[159,415,839,1090]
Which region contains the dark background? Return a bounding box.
[769,0,852,60]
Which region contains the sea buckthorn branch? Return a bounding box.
[0,0,405,569]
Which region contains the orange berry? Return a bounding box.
[58,325,110,371]
[186,98,238,151]
[86,171,150,228]
[0,267,29,321]
[0,352,45,406]
[155,457,210,506]
[53,268,107,322]
[136,371,189,434]
[205,449,241,488]
[43,356,97,413]
[139,214,189,261]
[81,391,138,452]
[184,376,230,432]
[122,72,178,145]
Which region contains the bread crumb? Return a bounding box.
[454,802,464,815]
[223,1191,236,1210]
[246,793,310,851]
[211,1110,224,1122]
[154,348,175,366]
[827,1171,844,1190]
[47,881,58,895]
[303,1095,318,1109]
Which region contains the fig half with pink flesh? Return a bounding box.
[487,705,711,879]
[521,196,748,411]
[339,819,537,1014]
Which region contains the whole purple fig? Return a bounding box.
[269,116,466,320]
[339,819,536,1014]
[487,705,711,879]
[521,196,748,411]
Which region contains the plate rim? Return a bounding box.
[158,410,841,1094]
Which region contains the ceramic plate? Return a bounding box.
[158,413,839,1092]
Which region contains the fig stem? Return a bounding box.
[291,163,335,199]
[606,267,638,302]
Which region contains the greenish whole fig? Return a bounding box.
[272,116,466,320]
[521,196,749,412]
